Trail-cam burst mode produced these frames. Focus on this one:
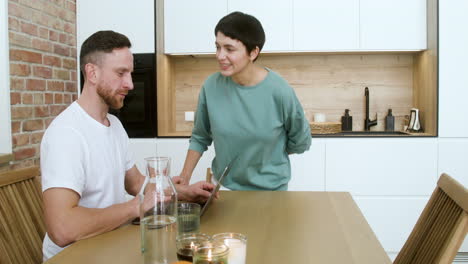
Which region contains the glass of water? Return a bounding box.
[177,202,201,234]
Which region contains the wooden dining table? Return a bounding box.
[44,191,392,264]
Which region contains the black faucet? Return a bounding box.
[364,87,377,131]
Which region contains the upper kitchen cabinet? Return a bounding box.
[438,0,468,138]
[164,0,428,53]
[293,0,360,51]
[228,0,293,52]
[77,0,155,53]
[164,0,227,54]
[360,0,427,50]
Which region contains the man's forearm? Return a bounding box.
[44,190,139,247]
[125,165,146,196]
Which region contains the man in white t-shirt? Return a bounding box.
[40,31,215,261]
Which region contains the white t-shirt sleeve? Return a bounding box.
[40,125,88,196]
[124,135,134,171]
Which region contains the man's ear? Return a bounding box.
[84,63,98,85]
[249,46,260,62]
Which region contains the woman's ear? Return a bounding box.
[249,46,260,62]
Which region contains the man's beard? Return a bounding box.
[96,83,125,110]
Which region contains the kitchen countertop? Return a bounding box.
[312,131,434,137]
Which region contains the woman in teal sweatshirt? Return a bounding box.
[175,11,311,191]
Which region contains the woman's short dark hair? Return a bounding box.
[79,30,132,77]
[215,12,265,56]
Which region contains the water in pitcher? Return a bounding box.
[141,215,177,264]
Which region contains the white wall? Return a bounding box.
[0,0,12,154]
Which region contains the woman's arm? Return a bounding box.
[174,149,202,184]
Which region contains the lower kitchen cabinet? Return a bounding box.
[129,139,158,173]
[130,138,215,183]
[438,138,468,186]
[156,139,215,183]
[354,197,428,255]
[289,139,325,191]
[131,137,326,189]
[325,138,438,195]
[438,138,468,251]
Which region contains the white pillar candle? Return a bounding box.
[314,113,326,123]
[212,233,247,264]
[223,238,247,264]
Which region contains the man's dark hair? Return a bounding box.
[79,30,132,77]
[214,12,265,60]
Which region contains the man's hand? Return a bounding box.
[176,181,215,203]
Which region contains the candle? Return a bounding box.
[212,233,247,264]
[176,233,211,262]
[193,241,229,264]
[224,238,247,264]
[314,113,326,123]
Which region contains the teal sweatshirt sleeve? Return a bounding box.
[282,87,312,154]
[189,85,212,154]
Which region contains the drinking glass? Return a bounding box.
[177,202,201,234]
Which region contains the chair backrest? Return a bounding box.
[394,173,468,264]
[206,168,213,184]
[0,167,45,264]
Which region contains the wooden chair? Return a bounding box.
[0,167,45,264]
[394,173,468,264]
[206,168,213,184]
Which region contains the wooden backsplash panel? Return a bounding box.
[173,54,415,133]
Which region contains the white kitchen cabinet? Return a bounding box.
[293,0,359,51]
[360,0,426,50]
[164,0,227,54]
[129,139,158,174]
[325,138,438,195]
[438,0,468,138]
[156,139,215,183]
[438,138,468,252]
[227,0,292,52]
[438,139,468,186]
[132,137,323,190]
[164,0,427,53]
[289,139,325,191]
[130,138,215,183]
[77,0,155,53]
[354,197,428,253]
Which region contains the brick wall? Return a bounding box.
[8,0,77,169]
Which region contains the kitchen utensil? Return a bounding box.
[407,108,421,132]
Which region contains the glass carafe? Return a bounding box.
[140,157,178,264]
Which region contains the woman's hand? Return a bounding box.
[172,176,189,185]
[176,181,216,204]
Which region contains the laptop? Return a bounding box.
[200,156,238,216]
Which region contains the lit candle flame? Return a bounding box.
[207,249,212,260]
